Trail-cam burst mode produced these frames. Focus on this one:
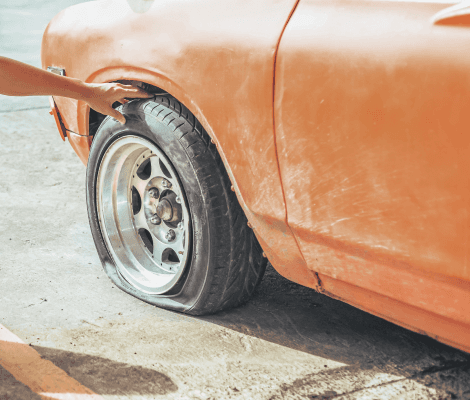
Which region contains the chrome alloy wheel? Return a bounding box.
[96,135,191,294]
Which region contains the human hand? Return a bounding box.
[83,82,153,124]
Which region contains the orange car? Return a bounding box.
[42,0,470,353]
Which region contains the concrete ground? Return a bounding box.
[1,1,470,399]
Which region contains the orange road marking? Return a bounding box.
[0,324,104,400]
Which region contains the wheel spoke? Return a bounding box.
[149,156,165,179]
[130,174,148,198]
[149,156,177,189]
[165,231,185,256]
[150,228,185,270]
[150,232,164,265]
[133,209,148,230]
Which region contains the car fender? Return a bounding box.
[41,0,317,289]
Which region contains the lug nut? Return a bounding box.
[175,196,181,204]
[162,180,171,188]
[150,214,161,225]
[149,188,159,199]
[165,229,176,241]
[177,222,183,230]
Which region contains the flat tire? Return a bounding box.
[86,95,266,314]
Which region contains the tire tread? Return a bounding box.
[143,94,267,315]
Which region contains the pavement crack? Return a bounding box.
[281,310,319,345]
[0,106,50,113]
[413,360,470,377]
[276,360,470,400]
[80,319,101,328]
[304,376,409,399]
[24,299,47,308]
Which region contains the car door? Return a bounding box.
[274,0,470,333]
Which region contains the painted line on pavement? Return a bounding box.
[0,324,104,400]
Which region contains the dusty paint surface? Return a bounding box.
[274,0,470,351]
[41,0,313,286]
[276,0,470,279]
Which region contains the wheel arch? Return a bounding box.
[84,68,250,220]
[84,67,217,148]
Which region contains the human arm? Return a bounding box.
[0,56,152,124]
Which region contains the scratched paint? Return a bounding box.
[274,0,470,352]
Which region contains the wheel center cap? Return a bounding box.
[156,198,173,221]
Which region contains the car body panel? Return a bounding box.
[275,0,470,351]
[318,273,470,353]
[68,131,93,163]
[41,0,315,288]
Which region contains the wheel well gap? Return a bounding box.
[88,80,168,137]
